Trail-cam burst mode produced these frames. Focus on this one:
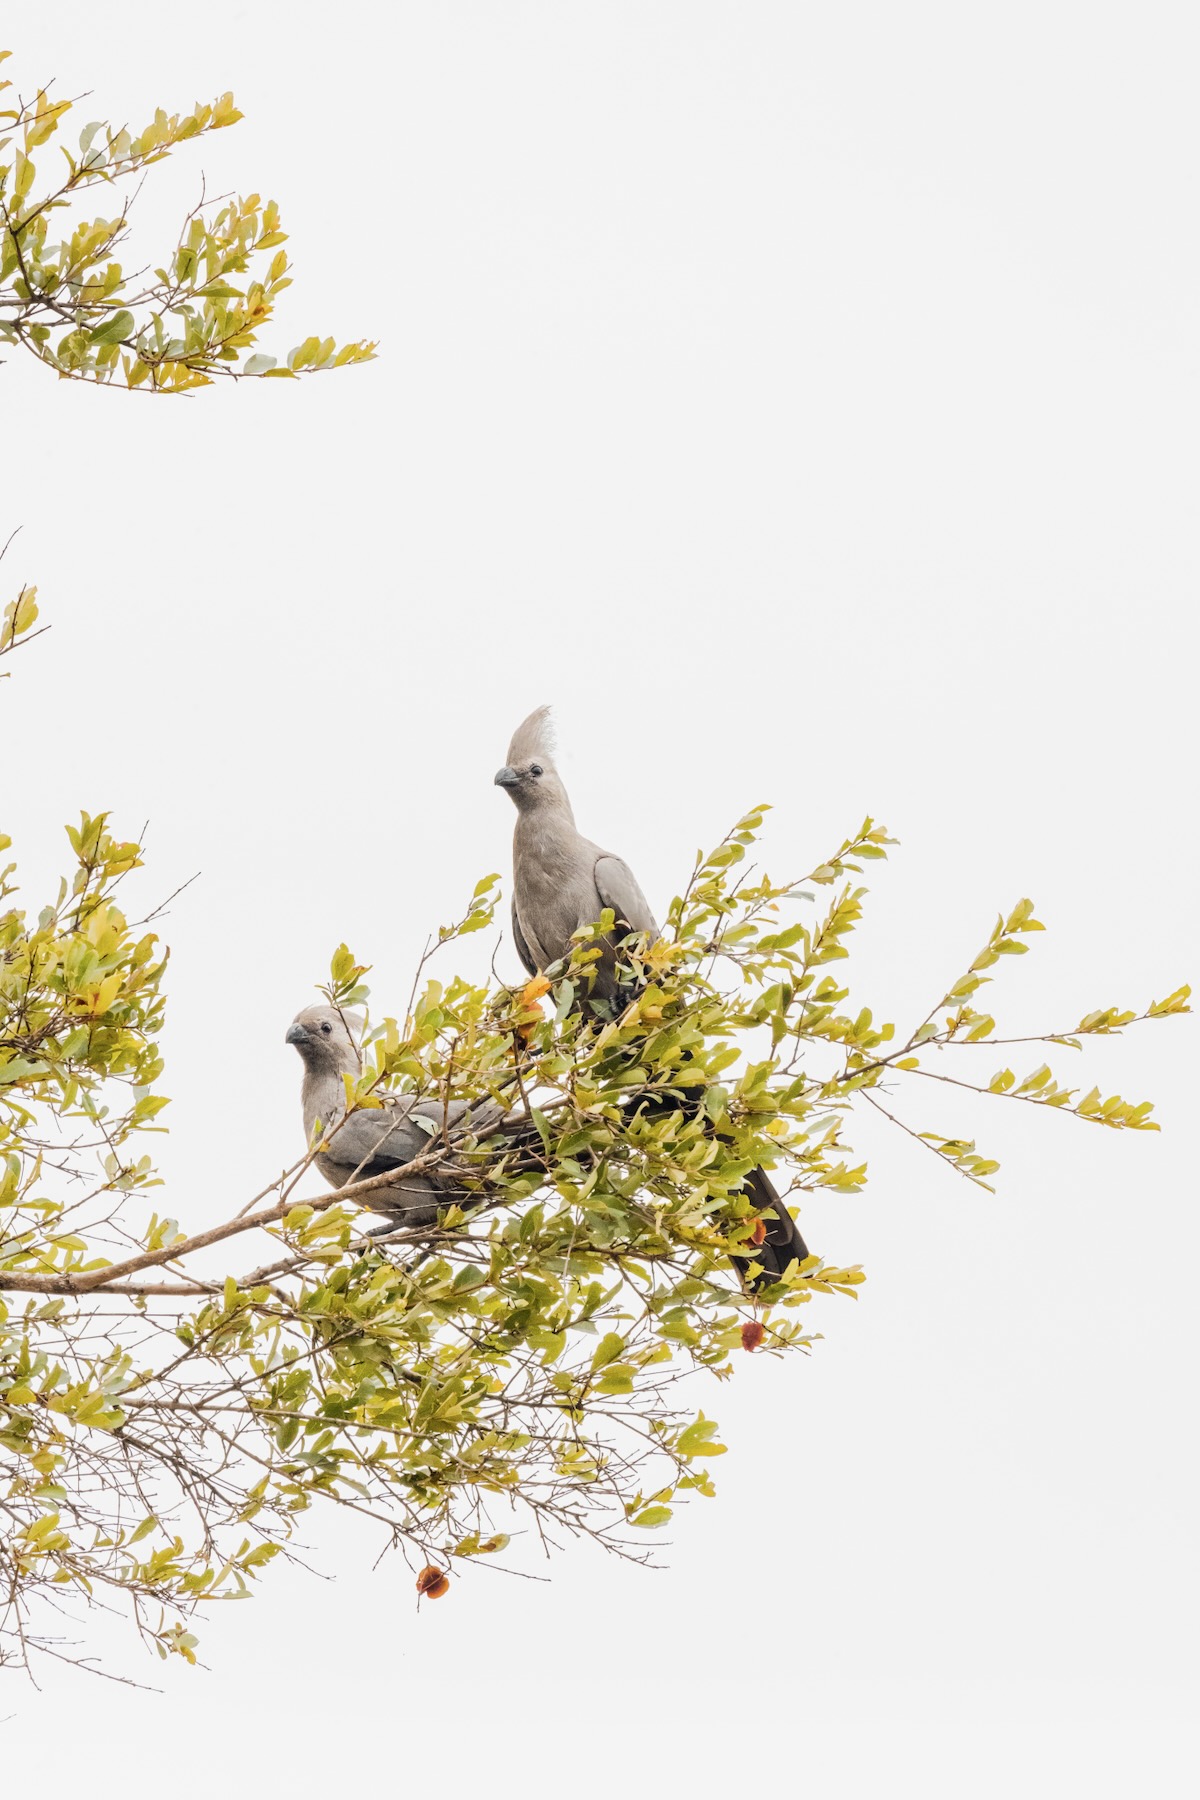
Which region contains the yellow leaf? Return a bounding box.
[91,973,123,1016]
[12,586,38,634]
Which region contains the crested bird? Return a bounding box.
[494,707,810,1288]
[494,706,657,1011]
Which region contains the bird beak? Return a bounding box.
[284,1022,308,1047]
[494,766,520,789]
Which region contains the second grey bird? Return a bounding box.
[494,708,810,1287]
[285,1005,516,1225]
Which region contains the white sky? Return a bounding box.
[2,5,1196,1794]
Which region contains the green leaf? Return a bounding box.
[590,1333,625,1373]
[89,310,135,346]
[677,1414,727,1458]
[630,1505,672,1529]
[597,1365,635,1395]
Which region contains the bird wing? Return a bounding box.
[323,1095,513,1182]
[320,1099,429,1184]
[593,854,659,937]
[511,898,539,977]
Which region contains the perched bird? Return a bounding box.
[285,1004,511,1225]
[494,707,810,1287]
[494,706,658,1010]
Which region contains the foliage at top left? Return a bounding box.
[0,46,376,392]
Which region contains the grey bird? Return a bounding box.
[494,707,658,1010]
[285,1004,512,1225]
[494,707,811,1288]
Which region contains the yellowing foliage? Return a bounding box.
[0,49,375,389]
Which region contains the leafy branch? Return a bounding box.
[0,763,1188,1674]
[0,48,375,391]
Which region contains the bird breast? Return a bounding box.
[515,829,605,966]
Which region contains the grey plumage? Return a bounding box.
[495,708,810,1287]
[494,707,658,1006]
[285,1005,509,1225]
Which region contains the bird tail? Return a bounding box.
[636,1074,814,1289]
[735,1164,809,1293]
[455,1100,808,1289]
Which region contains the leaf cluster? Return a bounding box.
[0,794,1187,1673]
[0,40,1188,1683]
[0,49,375,390]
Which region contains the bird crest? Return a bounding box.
[507,705,555,768]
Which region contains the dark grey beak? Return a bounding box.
[285,1022,308,1047]
[494,766,520,789]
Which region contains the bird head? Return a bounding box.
[284,1005,362,1075]
[494,705,570,814]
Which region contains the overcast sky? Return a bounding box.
[3,5,1196,1795]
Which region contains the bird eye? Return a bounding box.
[320,1022,332,1035]
[530,763,543,777]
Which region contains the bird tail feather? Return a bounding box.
[735,1164,810,1293]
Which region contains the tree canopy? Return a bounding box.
[0,42,1190,1682]
[0,695,1187,1671]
